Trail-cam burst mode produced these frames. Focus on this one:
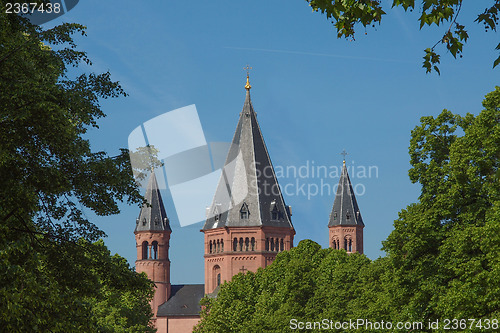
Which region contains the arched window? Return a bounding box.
[217,239,220,253]
[213,265,221,290]
[280,239,284,252]
[348,239,352,252]
[251,237,255,251]
[275,238,279,252]
[221,239,224,252]
[336,239,340,250]
[245,238,249,251]
[152,241,158,259]
[332,239,337,249]
[142,241,149,260]
[265,238,269,251]
[209,240,213,254]
[239,238,243,251]
[233,238,237,251]
[344,238,348,251]
[270,238,275,251]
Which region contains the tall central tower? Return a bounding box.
[201,75,295,294]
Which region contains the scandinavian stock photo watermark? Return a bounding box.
[271,160,378,200]
[6,1,80,25]
[128,105,378,227]
[289,318,499,331]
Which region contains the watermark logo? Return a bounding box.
[273,160,378,200]
[128,105,246,227]
[7,1,80,25]
[128,105,379,227]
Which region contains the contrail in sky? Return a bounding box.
[224,46,412,64]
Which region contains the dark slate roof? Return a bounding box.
[328,161,364,227]
[135,169,171,232]
[206,285,220,298]
[202,87,294,231]
[157,284,204,317]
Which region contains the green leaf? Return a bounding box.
[494,55,500,68]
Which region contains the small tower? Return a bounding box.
[201,71,295,294]
[135,169,172,315]
[328,159,364,253]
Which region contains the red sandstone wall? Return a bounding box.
[203,226,295,294]
[328,225,364,254]
[135,231,171,315]
[156,316,200,333]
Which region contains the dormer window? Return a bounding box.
[346,211,350,220]
[213,204,221,222]
[142,218,146,226]
[240,203,249,220]
[333,212,337,220]
[154,217,159,225]
[270,200,279,220]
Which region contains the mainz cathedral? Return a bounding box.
[133,74,365,332]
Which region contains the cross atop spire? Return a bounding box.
[244,65,252,90]
[340,149,348,162]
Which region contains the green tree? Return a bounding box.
[0,2,158,331]
[383,87,500,330]
[194,240,381,333]
[305,0,500,73]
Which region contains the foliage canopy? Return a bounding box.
[0,2,158,331]
[306,0,500,74]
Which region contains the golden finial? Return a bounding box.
[244,65,252,90]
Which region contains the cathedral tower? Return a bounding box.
[328,160,364,253]
[135,169,172,315]
[201,75,295,294]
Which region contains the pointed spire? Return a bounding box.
[203,83,293,230]
[328,161,364,227]
[135,169,171,232]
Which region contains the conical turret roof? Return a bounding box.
[135,169,171,232]
[328,161,364,227]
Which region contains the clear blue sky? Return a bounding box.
[44,1,498,284]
